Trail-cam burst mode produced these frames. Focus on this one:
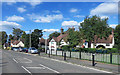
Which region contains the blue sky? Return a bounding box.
[1,1,118,38]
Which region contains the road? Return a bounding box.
[1,50,114,75]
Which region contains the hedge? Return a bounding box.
[57,47,118,53]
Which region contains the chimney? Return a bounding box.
[72,26,75,31]
[61,27,64,34]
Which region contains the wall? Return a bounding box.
[49,39,57,53]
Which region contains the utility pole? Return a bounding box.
[29,30,31,48]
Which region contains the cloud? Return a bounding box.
[70,8,78,13]
[27,14,63,23]
[17,7,26,13]
[74,15,85,18]
[52,10,61,13]
[100,16,109,19]
[6,15,25,22]
[90,2,118,16]
[109,24,117,28]
[29,2,42,7]
[62,21,79,26]
[25,29,34,34]
[6,2,16,5]
[43,29,59,32]
[0,21,21,30]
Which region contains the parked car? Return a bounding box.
[18,47,23,52]
[28,47,38,54]
[13,47,19,51]
[22,48,28,53]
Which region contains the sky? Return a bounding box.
[1,1,118,39]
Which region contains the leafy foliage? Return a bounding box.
[31,29,43,48]
[13,28,23,40]
[80,15,112,47]
[49,31,60,39]
[114,25,120,49]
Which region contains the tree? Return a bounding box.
[114,25,120,49]
[31,29,43,48]
[67,28,82,47]
[49,31,60,39]
[24,34,30,48]
[8,34,13,44]
[80,15,112,48]
[0,31,8,48]
[13,28,23,40]
[21,31,26,40]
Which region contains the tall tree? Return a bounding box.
[80,15,112,48]
[49,31,60,39]
[31,29,43,48]
[0,31,8,48]
[21,31,26,40]
[114,25,120,49]
[8,34,13,44]
[13,28,23,40]
[24,34,30,48]
[67,28,82,47]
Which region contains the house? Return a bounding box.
[11,39,24,48]
[49,27,71,52]
[39,38,49,49]
[83,30,115,48]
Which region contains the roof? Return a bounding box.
[94,34,113,43]
[11,40,24,45]
[57,34,68,42]
[39,38,49,45]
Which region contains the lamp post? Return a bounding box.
[43,31,47,54]
[29,30,31,48]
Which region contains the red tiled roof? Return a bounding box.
[94,34,113,43]
[57,34,68,42]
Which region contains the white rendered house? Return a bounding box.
[11,40,24,47]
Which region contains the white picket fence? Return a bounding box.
[47,50,119,64]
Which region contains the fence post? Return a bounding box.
[49,50,50,57]
[64,51,66,61]
[62,50,63,56]
[92,53,95,66]
[110,52,112,64]
[79,51,81,59]
[70,50,71,58]
[56,50,57,56]
[51,49,52,55]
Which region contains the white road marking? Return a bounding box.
[24,58,32,63]
[21,66,31,74]
[40,57,112,73]
[26,67,45,69]
[39,64,59,73]
[13,58,18,63]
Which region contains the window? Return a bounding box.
[106,43,110,46]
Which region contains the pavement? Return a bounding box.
[39,52,119,74]
[1,50,119,75]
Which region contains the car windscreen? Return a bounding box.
[31,48,36,50]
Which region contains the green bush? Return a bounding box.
[38,48,45,52]
[107,48,118,53]
[62,45,70,51]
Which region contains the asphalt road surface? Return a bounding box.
[1,50,114,75]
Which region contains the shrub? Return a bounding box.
[62,45,70,51]
[38,48,45,52]
[107,48,118,53]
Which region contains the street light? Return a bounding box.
[43,31,48,54]
[29,30,31,48]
